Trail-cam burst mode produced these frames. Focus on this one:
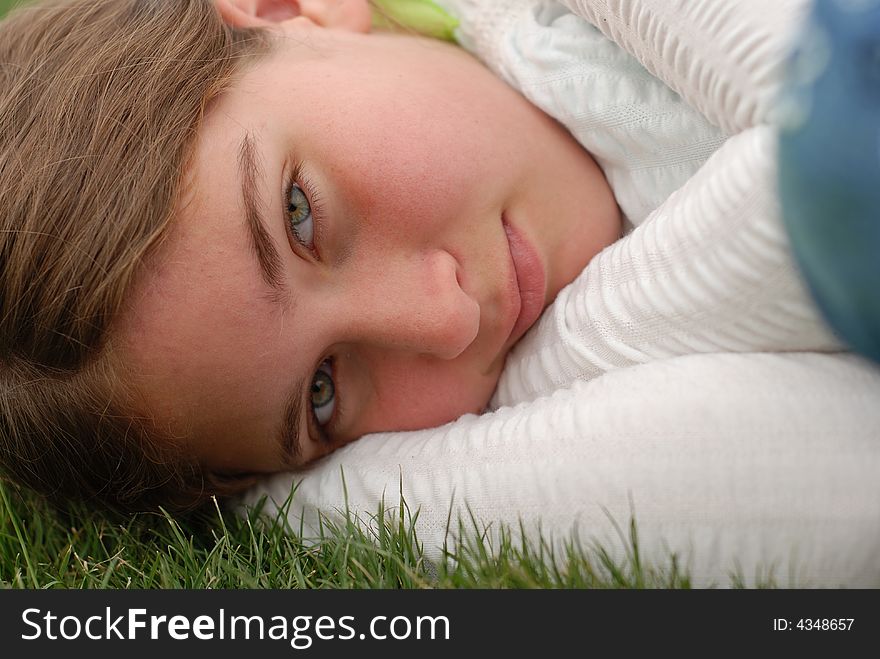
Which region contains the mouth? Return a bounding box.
[502,213,546,347]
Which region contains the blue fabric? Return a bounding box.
[778,0,880,363]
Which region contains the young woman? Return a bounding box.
[0,0,621,510]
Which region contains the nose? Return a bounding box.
[344,249,480,360]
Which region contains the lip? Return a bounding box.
[502,213,546,346]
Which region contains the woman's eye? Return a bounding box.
[310,360,336,427]
[287,183,314,248]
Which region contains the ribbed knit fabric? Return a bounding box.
[558,0,810,133]
[493,125,842,407]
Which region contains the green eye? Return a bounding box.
[311,361,335,426]
[287,183,314,246]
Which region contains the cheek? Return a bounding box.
[356,360,498,435]
[338,128,478,220]
[306,84,497,229]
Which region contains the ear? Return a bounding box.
[214,0,371,33]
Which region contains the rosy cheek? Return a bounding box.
[358,363,496,435]
[315,97,480,233]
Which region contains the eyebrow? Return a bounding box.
[280,378,305,465]
[238,133,287,298]
[237,132,303,465]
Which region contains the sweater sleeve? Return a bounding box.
[493,125,841,408]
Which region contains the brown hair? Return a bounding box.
[0,0,270,511]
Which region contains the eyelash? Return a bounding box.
[284,160,327,258]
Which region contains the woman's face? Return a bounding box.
[118,7,621,475]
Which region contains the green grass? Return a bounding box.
[0,479,704,589]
